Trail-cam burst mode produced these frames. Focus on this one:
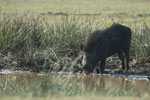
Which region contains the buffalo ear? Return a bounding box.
[80,44,85,51]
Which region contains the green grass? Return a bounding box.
[0,13,150,71]
[0,0,150,15]
[0,14,91,71]
[1,0,150,24]
[0,0,150,99]
[131,23,150,62]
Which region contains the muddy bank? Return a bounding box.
[0,54,150,77]
[0,68,150,81]
[74,55,150,76]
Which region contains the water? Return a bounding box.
[0,70,150,97]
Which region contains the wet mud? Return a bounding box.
[0,55,150,81]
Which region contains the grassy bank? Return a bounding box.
[0,14,89,71]
[0,0,150,71]
[0,14,150,71]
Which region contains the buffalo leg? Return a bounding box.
[118,51,125,70]
[124,50,130,70]
[100,58,106,74]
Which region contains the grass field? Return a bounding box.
[0,0,150,70]
[0,0,150,71]
[0,0,150,15]
[0,0,150,99]
[1,0,150,23]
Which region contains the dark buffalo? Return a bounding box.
[80,23,132,74]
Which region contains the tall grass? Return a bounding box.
[0,14,93,71]
[131,23,150,63]
[0,14,150,71]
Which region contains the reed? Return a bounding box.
[0,14,150,71]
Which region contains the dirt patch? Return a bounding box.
[105,63,150,76]
[72,55,150,76]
